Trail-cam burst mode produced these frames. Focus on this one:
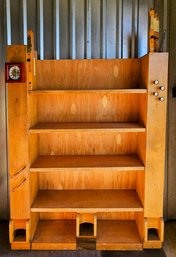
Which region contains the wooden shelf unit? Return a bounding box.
[7,31,168,250]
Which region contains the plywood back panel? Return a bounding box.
[37,93,139,123]
[139,55,149,90]
[38,133,138,155]
[39,170,137,190]
[28,95,38,127]
[36,59,139,90]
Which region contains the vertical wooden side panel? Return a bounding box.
[135,212,144,241]
[27,30,37,90]
[27,32,39,214]
[144,53,168,217]
[7,45,30,219]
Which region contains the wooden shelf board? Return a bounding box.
[29,122,146,133]
[31,190,143,212]
[96,220,142,250]
[29,89,147,94]
[30,155,144,172]
[32,220,76,250]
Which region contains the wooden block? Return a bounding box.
[9,219,31,250]
[143,217,164,249]
[76,213,97,237]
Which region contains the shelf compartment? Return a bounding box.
[29,89,147,94]
[29,122,146,133]
[31,220,76,250]
[31,219,142,250]
[32,93,145,123]
[31,190,143,213]
[96,220,142,250]
[30,155,144,172]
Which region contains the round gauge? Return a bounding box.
[9,65,21,80]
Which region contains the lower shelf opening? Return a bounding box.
[148,228,160,241]
[79,222,94,237]
[14,229,26,242]
[31,219,142,250]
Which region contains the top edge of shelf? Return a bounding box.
[29,122,146,133]
[28,89,147,94]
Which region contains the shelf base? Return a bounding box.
[143,241,162,249]
[31,220,76,250]
[11,242,30,250]
[31,219,142,250]
[97,220,142,250]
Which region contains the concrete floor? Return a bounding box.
[163,221,176,257]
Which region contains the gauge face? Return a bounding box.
[9,65,21,80]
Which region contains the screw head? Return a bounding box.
[153,80,159,85]
[153,92,159,97]
[159,97,165,102]
[160,86,165,91]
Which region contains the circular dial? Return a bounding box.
[9,65,20,80]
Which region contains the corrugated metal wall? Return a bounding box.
[1,0,169,220]
[5,0,154,59]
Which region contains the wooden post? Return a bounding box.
[143,53,168,248]
[6,30,37,249]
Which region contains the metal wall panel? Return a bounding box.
[106,0,117,58]
[2,0,171,220]
[10,0,23,44]
[27,0,38,49]
[91,0,101,58]
[5,0,154,59]
[43,0,54,59]
[0,0,8,220]
[75,0,85,59]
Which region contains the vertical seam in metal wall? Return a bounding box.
[102,0,107,58]
[23,0,27,45]
[136,0,139,58]
[118,0,122,58]
[39,0,44,60]
[132,0,139,58]
[70,0,76,59]
[131,0,135,58]
[86,0,91,59]
[121,0,123,58]
[5,0,11,45]
[55,0,60,59]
